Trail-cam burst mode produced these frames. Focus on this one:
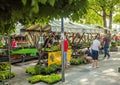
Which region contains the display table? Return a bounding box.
[11,48,72,65]
[12,48,37,54]
[11,48,38,63]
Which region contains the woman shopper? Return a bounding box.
[59,36,69,68]
[91,36,101,68]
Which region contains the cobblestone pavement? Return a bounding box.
[10,52,120,85]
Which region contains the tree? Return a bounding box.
[77,9,103,26]
[113,4,120,24]
[0,0,88,35]
[81,0,120,29]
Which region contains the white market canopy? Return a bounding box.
[50,20,103,33]
[20,20,105,34]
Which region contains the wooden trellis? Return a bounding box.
[0,36,11,85]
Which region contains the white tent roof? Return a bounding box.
[50,20,100,33]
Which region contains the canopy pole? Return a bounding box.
[61,17,65,82]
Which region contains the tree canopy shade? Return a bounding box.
[0,0,88,35]
[113,14,120,24]
[82,0,120,29]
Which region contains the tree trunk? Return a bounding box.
[102,8,107,27]
[109,10,112,29]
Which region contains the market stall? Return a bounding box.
[12,20,110,64]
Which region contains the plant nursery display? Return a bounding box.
[28,73,62,84]
[26,63,61,84]
[26,63,61,75]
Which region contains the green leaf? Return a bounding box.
[32,4,39,13]
[31,0,37,6]
[21,0,27,5]
[69,0,73,4]
[39,0,47,4]
[48,0,55,6]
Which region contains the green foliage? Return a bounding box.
[0,0,88,34]
[26,67,36,75]
[68,46,72,49]
[39,0,47,4]
[111,42,117,47]
[28,73,61,84]
[42,46,60,52]
[117,41,120,46]
[28,75,43,83]
[0,42,3,47]
[0,62,15,80]
[85,0,120,28]
[26,63,61,75]
[49,64,60,70]
[21,0,27,5]
[78,9,103,25]
[70,57,84,65]
[68,0,73,4]
[0,71,15,80]
[42,74,61,84]
[0,62,10,71]
[48,0,55,6]
[113,14,120,23]
[34,64,45,74]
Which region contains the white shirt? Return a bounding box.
[91,39,100,51]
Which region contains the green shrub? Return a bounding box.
[42,46,60,52]
[0,62,10,71]
[42,74,61,84]
[26,67,36,75]
[68,46,72,49]
[49,63,60,70]
[70,57,88,65]
[111,42,117,47]
[34,64,45,75]
[117,42,120,46]
[28,75,43,83]
[28,74,61,84]
[26,64,61,75]
[70,58,81,65]
[0,71,15,80]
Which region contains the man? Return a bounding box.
[103,34,110,59]
[91,36,101,68]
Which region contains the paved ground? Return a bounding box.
[10,52,120,85]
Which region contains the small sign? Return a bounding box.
[39,37,44,44]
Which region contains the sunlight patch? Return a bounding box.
[111,58,120,60]
[80,78,88,82]
[105,72,119,77]
[102,68,114,73]
[79,78,89,84]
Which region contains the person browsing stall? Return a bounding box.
[91,36,101,68]
[83,47,93,63]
